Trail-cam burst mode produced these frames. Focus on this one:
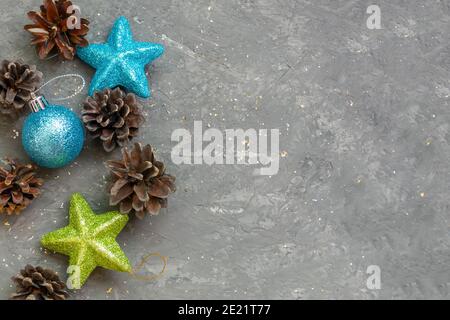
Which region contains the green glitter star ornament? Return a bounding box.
[41,193,131,288]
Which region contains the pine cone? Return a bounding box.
[11,265,69,300]
[0,159,43,215]
[0,60,43,115]
[24,0,90,60]
[107,143,176,219]
[82,88,144,152]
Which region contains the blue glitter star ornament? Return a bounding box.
[77,16,164,98]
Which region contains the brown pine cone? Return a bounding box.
[107,143,176,219]
[82,88,144,152]
[0,60,43,116]
[0,159,43,215]
[24,0,90,60]
[11,265,69,300]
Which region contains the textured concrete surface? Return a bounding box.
[1,0,450,300]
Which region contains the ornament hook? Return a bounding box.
[32,73,86,102]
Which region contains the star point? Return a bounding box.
[77,16,164,98]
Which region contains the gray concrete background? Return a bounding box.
[0,0,450,299]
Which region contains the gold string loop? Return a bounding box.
[130,252,167,281]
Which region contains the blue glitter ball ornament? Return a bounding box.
[22,96,85,169]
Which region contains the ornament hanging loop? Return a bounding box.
[130,252,168,281]
[32,73,86,102]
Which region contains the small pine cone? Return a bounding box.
[11,265,69,300]
[0,60,43,116]
[0,159,43,215]
[24,0,90,60]
[82,88,144,152]
[107,143,176,219]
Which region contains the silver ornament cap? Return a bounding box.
[29,93,49,113]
